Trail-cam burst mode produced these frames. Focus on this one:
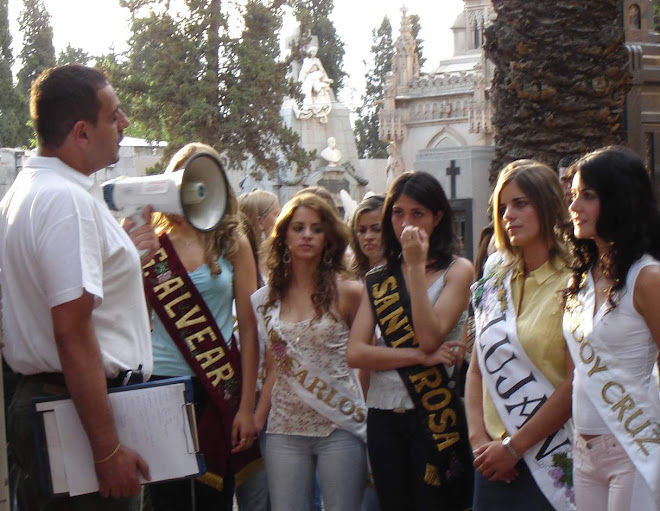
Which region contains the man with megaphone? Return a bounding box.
[0,65,158,510]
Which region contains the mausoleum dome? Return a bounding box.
[451,12,466,29]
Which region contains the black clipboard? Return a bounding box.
[31,376,205,497]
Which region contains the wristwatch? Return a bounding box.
[502,436,521,460]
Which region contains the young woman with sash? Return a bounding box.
[563,146,660,510]
[465,160,575,510]
[251,192,368,511]
[347,171,475,511]
[349,194,386,511]
[142,143,260,510]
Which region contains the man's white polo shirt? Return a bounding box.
[0,156,152,378]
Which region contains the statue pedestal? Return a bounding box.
[279,98,367,207]
[304,166,359,217]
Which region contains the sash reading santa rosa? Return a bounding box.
[252,286,367,443]
[143,233,261,490]
[472,269,575,511]
[564,271,660,507]
[365,265,474,494]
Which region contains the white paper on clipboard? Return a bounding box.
[35,380,201,496]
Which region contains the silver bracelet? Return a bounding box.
[502,436,522,460]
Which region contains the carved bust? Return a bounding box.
[320,137,342,167]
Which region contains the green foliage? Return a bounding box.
[293,0,346,92]
[56,44,90,66]
[409,13,424,69]
[106,0,313,175]
[354,16,393,158]
[653,1,660,32]
[17,0,55,95]
[0,0,26,147]
[222,0,313,174]
[14,0,55,147]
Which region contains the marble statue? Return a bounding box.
[295,46,333,124]
[320,137,342,167]
[385,142,404,186]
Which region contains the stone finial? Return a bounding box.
[400,6,411,35]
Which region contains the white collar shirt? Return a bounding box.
[0,156,152,378]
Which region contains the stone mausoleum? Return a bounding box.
[380,0,660,259]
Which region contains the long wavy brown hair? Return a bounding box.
[152,143,240,276]
[262,193,350,320]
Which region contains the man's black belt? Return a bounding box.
[24,367,143,394]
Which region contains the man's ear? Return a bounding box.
[70,120,89,146]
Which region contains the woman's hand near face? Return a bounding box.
[400,226,428,268]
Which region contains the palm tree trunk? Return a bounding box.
[485,0,631,181]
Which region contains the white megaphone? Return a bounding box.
[102,152,229,250]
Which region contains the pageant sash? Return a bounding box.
[564,272,660,507]
[472,270,575,510]
[365,265,474,494]
[252,287,367,442]
[143,233,260,490]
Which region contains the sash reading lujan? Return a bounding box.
[472,269,575,510]
[365,264,473,495]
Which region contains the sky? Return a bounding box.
[6,0,465,109]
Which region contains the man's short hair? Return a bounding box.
[30,65,109,149]
[558,155,579,171]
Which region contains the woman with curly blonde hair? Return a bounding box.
[251,193,367,511]
[145,143,259,510]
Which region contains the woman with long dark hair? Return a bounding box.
[252,193,367,511]
[563,146,660,510]
[347,171,475,510]
[465,160,575,510]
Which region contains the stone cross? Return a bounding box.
[446,160,460,199]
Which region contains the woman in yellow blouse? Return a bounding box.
[465,160,575,510]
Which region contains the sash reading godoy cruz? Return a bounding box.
[365,265,473,501]
[564,271,660,508]
[472,269,575,510]
[143,233,261,490]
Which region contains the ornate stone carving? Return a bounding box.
[294,46,333,124]
[385,142,405,186]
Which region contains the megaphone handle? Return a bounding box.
[128,208,149,258]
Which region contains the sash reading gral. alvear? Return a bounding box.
[143,233,261,491]
[366,264,473,506]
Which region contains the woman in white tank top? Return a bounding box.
[347,172,475,510]
[564,145,660,510]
